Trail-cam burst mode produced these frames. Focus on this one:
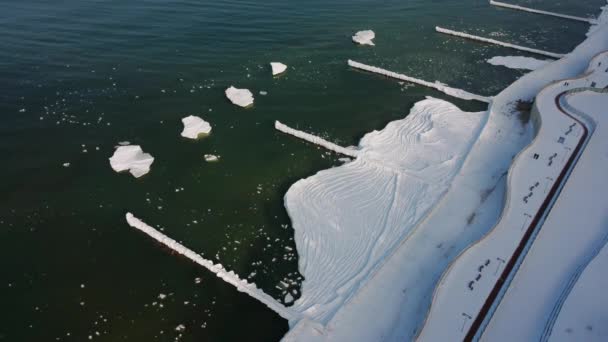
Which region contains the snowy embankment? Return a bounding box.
[284,6,608,341]
[274,121,360,158]
[436,26,565,59]
[487,56,551,71]
[419,36,608,342]
[348,60,492,103]
[489,0,596,24]
[480,88,608,342]
[125,213,297,321]
[283,98,488,331]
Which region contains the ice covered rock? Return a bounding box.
[204,154,220,162]
[109,145,154,178]
[225,86,254,107]
[270,62,287,76]
[180,115,211,139]
[352,30,375,46]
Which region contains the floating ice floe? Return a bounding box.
[225,86,254,107]
[204,154,220,162]
[352,30,375,46]
[180,115,211,139]
[109,145,154,178]
[270,62,288,76]
[260,90,268,96]
[487,56,551,71]
[62,162,70,168]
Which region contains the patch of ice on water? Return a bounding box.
[271,62,288,76]
[225,86,254,107]
[109,145,154,178]
[181,115,211,139]
[352,30,375,46]
[487,56,551,71]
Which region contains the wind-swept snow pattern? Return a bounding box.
[274,121,359,158]
[436,26,565,59]
[352,30,375,46]
[487,56,551,71]
[490,0,597,24]
[225,86,254,107]
[180,115,211,139]
[283,97,487,328]
[271,62,288,76]
[348,60,492,103]
[125,213,297,321]
[109,145,154,178]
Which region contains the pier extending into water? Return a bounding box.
[435,26,565,59]
[275,121,360,157]
[490,0,597,24]
[125,213,297,321]
[348,60,493,103]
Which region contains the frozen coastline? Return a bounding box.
[282,3,608,341]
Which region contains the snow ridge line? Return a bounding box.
[347,59,493,103]
[274,121,360,158]
[490,0,597,24]
[435,26,566,59]
[125,213,297,321]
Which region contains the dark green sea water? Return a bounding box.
[0,0,602,340]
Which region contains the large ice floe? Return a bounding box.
[225,86,254,107]
[271,62,288,76]
[180,115,211,139]
[283,4,608,341]
[109,145,154,178]
[352,30,375,46]
[487,56,551,71]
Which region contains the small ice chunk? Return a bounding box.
[175,324,186,332]
[63,162,71,167]
[194,277,202,284]
[118,141,130,146]
[181,115,211,139]
[259,91,268,96]
[204,154,220,162]
[284,293,294,303]
[225,86,254,108]
[352,30,375,46]
[158,293,167,300]
[270,62,287,76]
[109,145,154,178]
[487,56,551,71]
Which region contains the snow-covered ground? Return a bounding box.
[284,4,608,341]
[487,56,551,71]
[480,89,608,342]
[418,43,608,342]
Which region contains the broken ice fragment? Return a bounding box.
[204,154,220,162]
[270,62,287,76]
[109,145,154,178]
[225,86,254,107]
[352,30,375,46]
[180,115,211,139]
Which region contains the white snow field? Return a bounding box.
[418,42,608,342]
[180,115,211,139]
[284,5,608,341]
[109,145,154,178]
[125,213,297,321]
[275,121,360,158]
[436,26,565,59]
[352,30,375,46]
[225,86,254,107]
[348,60,492,103]
[487,56,551,71]
[271,62,288,76]
[480,88,608,342]
[489,0,597,24]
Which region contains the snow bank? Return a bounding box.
[352,30,375,46]
[181,115,211,139]
[348,59,493,103]
[225,86,254,107]
[275,121,360,158]
[436,26,565,59]
[487,56,551,71]
[282,97,487,329]
[125,213,296,320]
[271,62,288,76]
[109,145,154,178]
[490,0,596,24]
